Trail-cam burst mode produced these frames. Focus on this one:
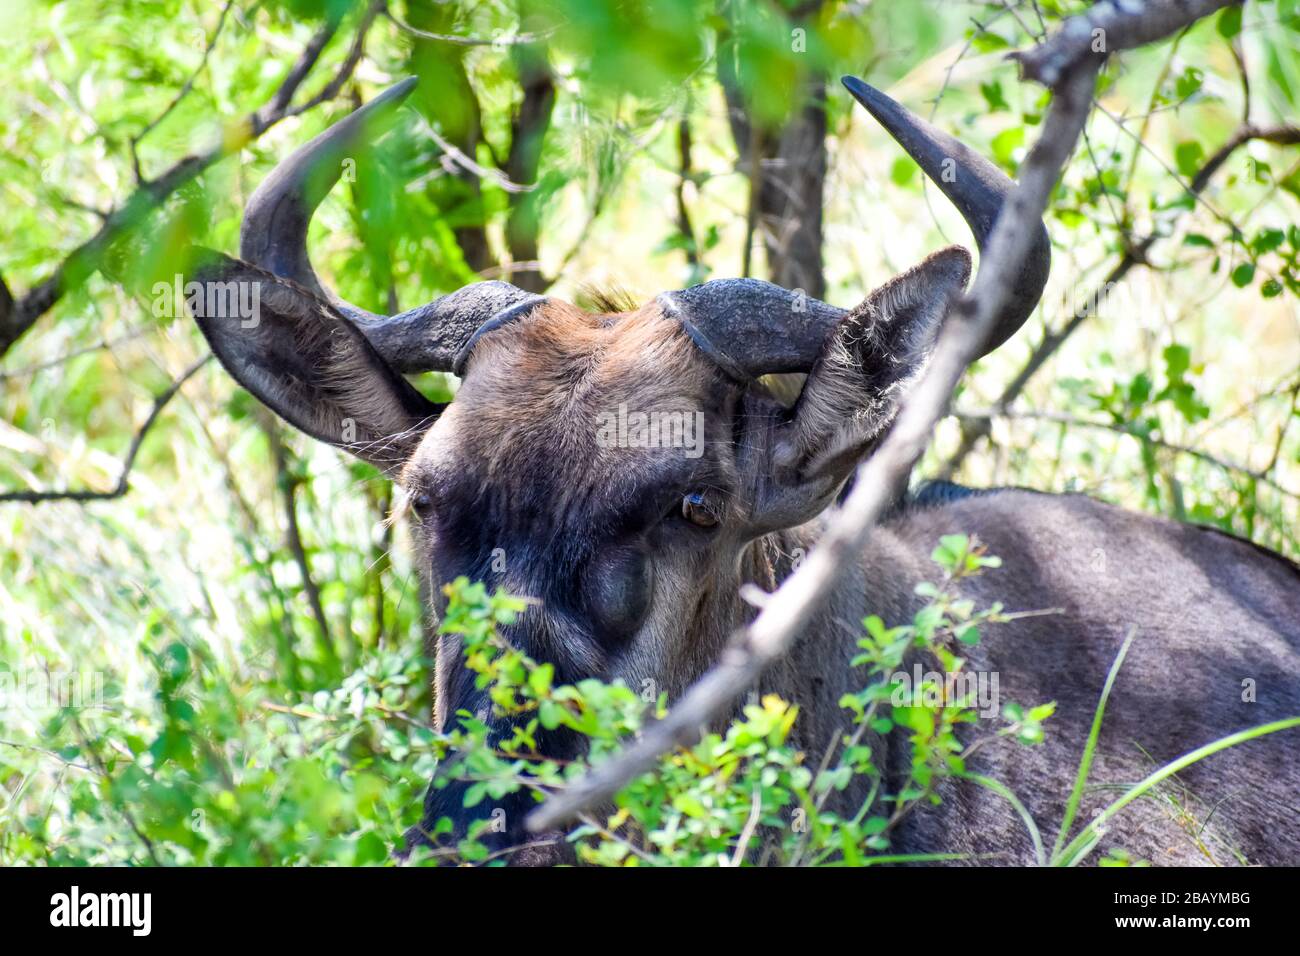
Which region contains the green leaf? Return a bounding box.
[980,80,1008,112]
[932,533,969,569]
[991,126,1025,169]
[1174,66,1204,100]
[970,30,1011,53]
[352,830,389,865]
[1217,5,1243,38]
[1174,140,1204,178]
[528,663,554,697]
[672,793,708,819]
[890,156,918,186]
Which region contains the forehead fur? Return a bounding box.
[410,298,727,506]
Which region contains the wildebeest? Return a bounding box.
[187,75,1300,865]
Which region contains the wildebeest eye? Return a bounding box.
[587,548,654,639]
[680,492,719,528]
[409,490,435,519]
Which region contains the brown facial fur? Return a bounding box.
[408,298,723,497]
[400,298,754,736]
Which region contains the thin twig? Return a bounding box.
[0,355,210,503]
[129,0,237,181]
[415,118,537,193]
[0,738,99,775]
[939,121,1300,477]
[69,715,162,865]
[955,405,1300,501]
[0,325,152,382]
[385,5,554,47]
[728,785,764,867]
[263,416,340,672]
[1,5,376,358]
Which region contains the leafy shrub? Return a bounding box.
[417,534,1057,866]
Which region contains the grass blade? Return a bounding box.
[1050,624,1137,861]
[1055,715,1300,866]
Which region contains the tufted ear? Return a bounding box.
[186,248,442,475]
[742,247,971,531]
[778,247,971,482]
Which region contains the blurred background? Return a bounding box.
[1,0,1297,863]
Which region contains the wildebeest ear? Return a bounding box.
[775,246,971,485]
[186,248,442,475]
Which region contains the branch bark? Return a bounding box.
[0,2,382,360]
[264,417,341,674]
[529,0,1245,837]
[1011,0,1242,87]
[503,40,557,293]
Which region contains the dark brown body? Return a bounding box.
[766,489,1300,865]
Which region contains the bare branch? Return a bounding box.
[287,0,384,119]
[954,406,1300,501]
[264,416,341,673]
[939,122,1300,477]
[526,59,1103,835]
[130,0,237,181]
[675,115,699,272]
[0,355,209,504]
[0,325,152,383]
[1011,0,1242,87]
[415,117,538,193]
[0,269,12,334]
[0,2,382,360]
[384,5,554,46]
[69,714,162,865]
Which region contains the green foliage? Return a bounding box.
[3,633,437,865]
[6,534,1043,866]
[415,537,1060,866]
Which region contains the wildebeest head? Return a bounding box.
[188,75,1049,861]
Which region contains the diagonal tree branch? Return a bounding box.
[1011,0,1241,87]
[526,60,1104,836]
[0,1,383,361]
[129,0,237,182]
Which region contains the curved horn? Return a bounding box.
[840,75,1050,355]
[661,78,1051,381]
[240,76,543,374]
[656,280,845,381]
